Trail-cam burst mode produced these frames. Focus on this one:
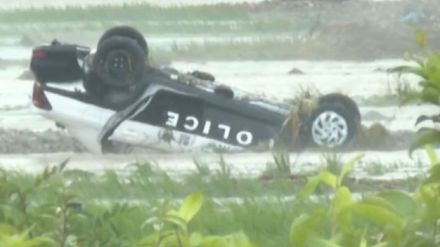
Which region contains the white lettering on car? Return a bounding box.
[165,111,179,127]
[184,116,199,131]
[165,111,254,146]
[237,131,253,146]
[218,124,231,140]
[202,120,211,134]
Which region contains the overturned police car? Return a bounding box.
[30,26,361,153]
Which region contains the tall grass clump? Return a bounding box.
[391,32,440,152]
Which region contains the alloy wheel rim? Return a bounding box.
[311,111,348,147]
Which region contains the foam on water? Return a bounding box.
[0,46,31,60]
[172,60,417,100]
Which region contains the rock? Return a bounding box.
[288,68,305,75]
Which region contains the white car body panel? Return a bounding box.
[39,88,241,154]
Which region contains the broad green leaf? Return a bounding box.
[309,236,342,247]
[359,229,367,247]
[177,192,204,223]
[299,176,320,199]
[0,225,14,236]
[160,234,180,247]
[138,231,175,247]
[189,232,204,247]
[423,165,440,185]
[200,236,229,247]
[409,128,440,155]
[338,154,364,186]
[138,232,160,246]
[345,202,405,231]
[290,212,325,247]
[422,78,440,92]
[164,214,188,234]
[405,53,426,68]
[332,186,352,214]
[332,186,353,229]
[416,183,437,205]
[424,145,439,166]
[0,231,55,247]
[360,197,399,214]
[359,237,367,247]
[224,232,255,247]
[377,191,416,217]
[420,85,440,105]
[426,54,440,83]
[318,171,337,189]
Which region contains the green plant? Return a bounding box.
[391,32,440,153]
[261,152,292,179]
[139,192,255,247]
[0,226,53,247]
[291,149,440,247]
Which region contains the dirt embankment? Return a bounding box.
[254,0,440,60]
[0,127,414,154]
[0,129,84,153]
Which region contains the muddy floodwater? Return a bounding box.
[0,49,433,179]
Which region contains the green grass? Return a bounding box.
[0,152,433,247]
[0,159,322,247]
[0,4,254,23]
[0,4,311,36]
[0,20,306,36]
[17,155,424,203]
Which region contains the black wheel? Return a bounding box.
[98,26,148,56]
[93,36,145,88]
[318,93,361,125]
[307,103,358,148]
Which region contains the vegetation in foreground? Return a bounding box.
[0,150,437,247]
[392,32,440,153]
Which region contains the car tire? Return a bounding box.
[307,103,358,149]
[93,36,145,88]
[98,26,148,56]
[318,93,361,125]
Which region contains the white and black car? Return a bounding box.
[30,26,361,154]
